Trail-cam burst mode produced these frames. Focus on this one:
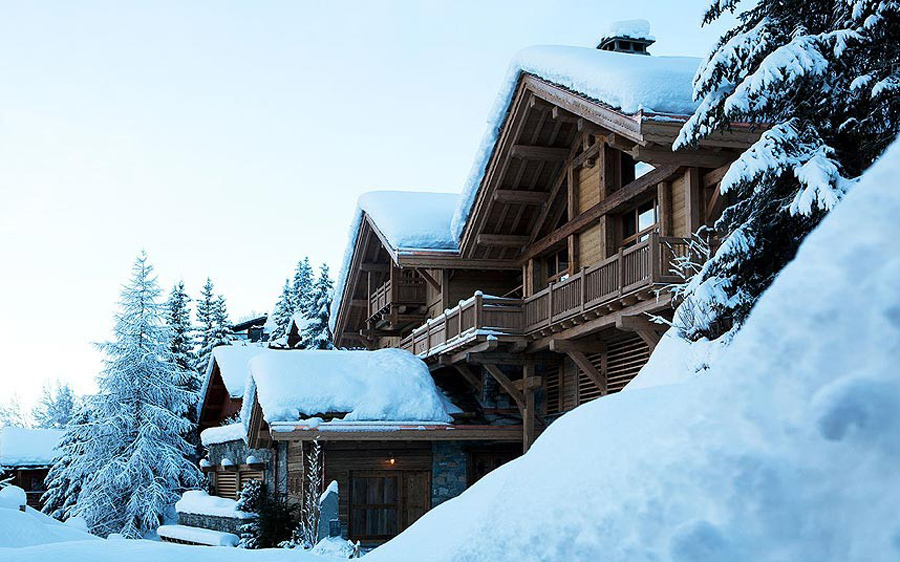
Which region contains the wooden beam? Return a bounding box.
[415,268,440,291]
[566,350,607,396]
[463,352,557,366]
[658,181,673,237]
[483,364,526,411]
[549,339,606,354]
[359,263,390,273]
[522,364,537,453]
[476,234,531,247]
[512,376,543,392]
[510,145,570,161]
[636,330,661,352]
[454,364,483,392]
[445,339,499,365]
[270,425,524,442]
[349,299,367,308]
[493,189,551,205]
[685,167,703,234]
[523,165,680,262]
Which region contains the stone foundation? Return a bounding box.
[431,441,467,507]
[176,512,245,535]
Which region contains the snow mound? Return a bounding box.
[599,19,655,42]
[0,486,27,510]
[366,142,900,561]
[451,45,700,239]
[312,536,359,558]
[174,491,255,520]
[0,503,98,548]
[0,427,63,467]
[242,348,454,425]
[200,422,246,446]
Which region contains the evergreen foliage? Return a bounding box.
[41,399,92,519]
[237,480,264,549]
[58,252,201,537]
[195,278,235,371]
[165,281,202,460]
[268,279,295,341]
[0,395,28,428]
[301,264,334,350]
[32,381,77,430]
[291,257,314,316]
[673,0,900,340]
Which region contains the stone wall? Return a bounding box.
[431,441,467,507]
[176,512,244,535]
[207,439,287,494]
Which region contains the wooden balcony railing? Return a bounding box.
[400,234,692,357]
[368,277,427,320]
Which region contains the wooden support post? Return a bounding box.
[483,364,525,411]
[523,363,537,453]
[685,167,702,235]
[454,364,483,393]
[657,181,672,237]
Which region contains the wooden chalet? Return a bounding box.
[332,41,759,454]
[0,427,63,509]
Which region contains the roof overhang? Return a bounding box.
[267,421,523,442]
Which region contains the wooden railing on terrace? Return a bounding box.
[400,234,692,356]
[368,277,426,319]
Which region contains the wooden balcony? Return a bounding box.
[368,275,427,330]
[400,234,692,357]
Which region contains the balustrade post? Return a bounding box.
[473,293,483,328]
[580,267,587,312]
[617,247,625,296]
[650,232,661,282]
[547,284,554,326]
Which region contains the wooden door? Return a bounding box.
[349,471,430,542]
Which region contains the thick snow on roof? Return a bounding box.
[0,427,62,467]
[330,190,459,331]
[367,143,900,561]
[175,491,255,520]
[598,19,655,42]
[199,423,246,446]
[241,348,454,425]
[451,45,700,239]
[201,343,267,399]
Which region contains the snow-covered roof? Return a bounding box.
[330,190,459,330]
[0,427,63,468]
[199,423,247,447]
[201,343,268,400]
[241,348,455,426]
[450,45,700,240]
[598,19,655,43]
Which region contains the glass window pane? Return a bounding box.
[638,203,656,231]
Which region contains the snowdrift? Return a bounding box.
[365,143,900,561]
[0,494,98,548]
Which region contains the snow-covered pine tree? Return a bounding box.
[41,398,92,519]
[673,0,900,340]
[32,381,77,429]
[299,438,323,548]
[66,252,200,537]
[237,479,264,549]
[165,281,202,460]
[195,279,235,371]
[291,257,314,316]
[0,395,27,428]
[300,264,334,350]
[268,279,295,341]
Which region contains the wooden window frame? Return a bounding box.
[621,197,658,248]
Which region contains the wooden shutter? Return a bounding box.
[606,335,650,393]
[214,471,238,500]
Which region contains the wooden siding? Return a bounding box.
[671,176,688,237]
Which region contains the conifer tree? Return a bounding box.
[32,381,77,429]
[673,0,900,340]
[268,279,295,341]
[63,252,200,537]
[301,264,334,350]
[166,281,202,460]
[195,279,234,371]
[42,399,92,519]
[0,395,28,428]
[291,257,314,316]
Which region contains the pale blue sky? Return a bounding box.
[0,1,731,414]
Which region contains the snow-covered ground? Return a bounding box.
[363,141,900,560]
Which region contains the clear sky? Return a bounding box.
[0,0,731,416]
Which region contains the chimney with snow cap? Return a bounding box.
[597,19,655,55]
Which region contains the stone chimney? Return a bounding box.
[597,19,655,55]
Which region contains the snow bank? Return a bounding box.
[365,142,900,561]
[157,525,239,547]
[0,427,63,467]
[200,423,246,446]
[200,343,268,400]
[241,348,454,426]
[330,191,459,332]
[450,45,700,239]
[0,485,27,509]
[625,332,723,392]
[0,501,98,548]
[174,491,255,520]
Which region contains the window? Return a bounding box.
[621,199,658,247]
[545,248,569,285]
